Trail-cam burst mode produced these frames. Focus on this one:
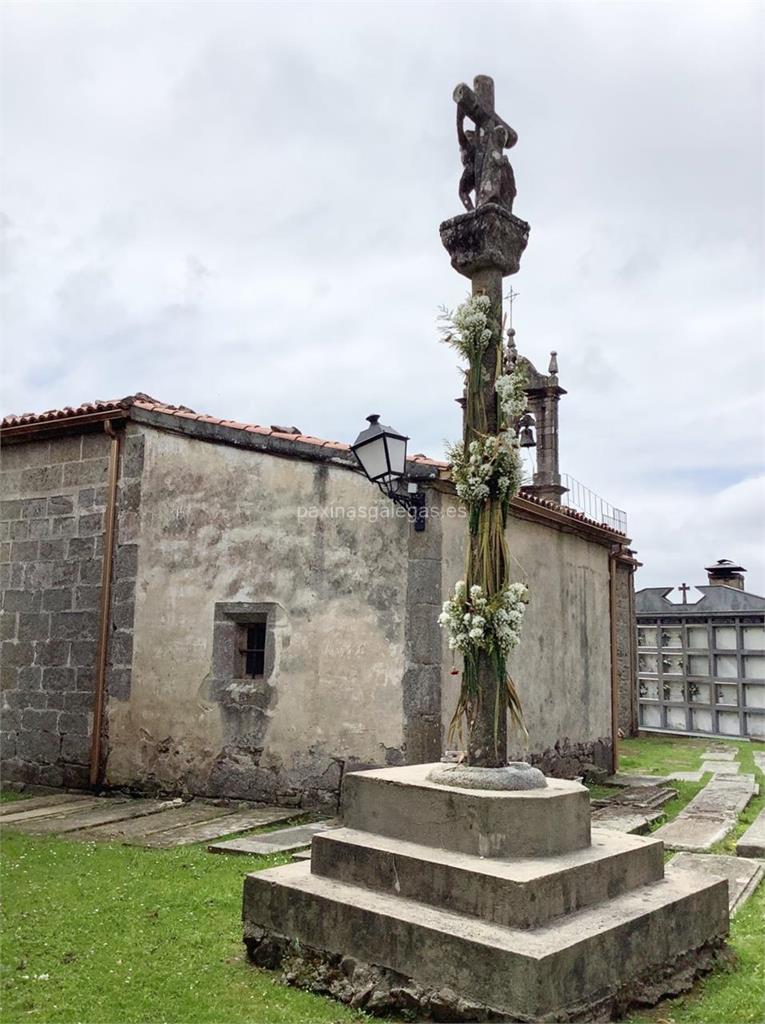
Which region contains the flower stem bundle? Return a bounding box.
[438,295,530,756]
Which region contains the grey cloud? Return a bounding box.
[0,1,762,591]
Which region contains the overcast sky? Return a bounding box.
[1,2,763,595]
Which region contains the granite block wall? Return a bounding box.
[0,433,110,787]
[0,426,145,787]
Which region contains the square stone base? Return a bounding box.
[241,764,729,1021]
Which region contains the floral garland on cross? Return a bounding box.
[437,294,530,752]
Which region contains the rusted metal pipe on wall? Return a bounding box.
[89,420,122,787]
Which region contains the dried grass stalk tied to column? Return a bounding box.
[438,294,530,754]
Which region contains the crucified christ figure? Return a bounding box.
[454,76,518,214]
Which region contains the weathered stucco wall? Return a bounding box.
[3,418,623,801]
[440,496,614,776]
[106,426,411,810]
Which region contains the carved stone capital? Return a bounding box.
[439,203,530,278]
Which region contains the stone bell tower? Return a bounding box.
[518,346,568,504]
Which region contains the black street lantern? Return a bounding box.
[351,414,427,530]
[350,414,408,486]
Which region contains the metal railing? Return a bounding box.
[561,473,627,533]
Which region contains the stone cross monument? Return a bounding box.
[240,76,730,1022]
[440,75,530,767]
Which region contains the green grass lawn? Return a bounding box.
[623,882,764,1024]
[619,733,765,1024]
[0,791,30,804]
[0,833,364,1024]
[1,735,763,1024]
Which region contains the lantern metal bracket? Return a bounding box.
[377,482,427,531]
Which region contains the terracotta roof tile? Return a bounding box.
[0,393,624,538]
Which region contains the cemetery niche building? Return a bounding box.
[634,560,765,740]
[0,388,636,807]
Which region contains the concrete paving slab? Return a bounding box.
[10,799,169,835]
[736,807,765,859]
[589,807,664,834]
[76,802,232,842]
[671,852,764,914]
[1,797,102,825]
[701,761,741,775]
[0,793,96,817]
[140,807,298,848]
[210,821,335,856]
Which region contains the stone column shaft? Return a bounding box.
[467,267,507,766]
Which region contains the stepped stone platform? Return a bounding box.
[242,764,729,1021]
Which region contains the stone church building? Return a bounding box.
[1,386,636,809]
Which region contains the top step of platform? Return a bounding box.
[342,764,591,858]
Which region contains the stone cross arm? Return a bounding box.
[453,81,518,149]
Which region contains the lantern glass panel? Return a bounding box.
[385,436,407,479]
[355,438,389,482]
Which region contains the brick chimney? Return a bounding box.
[705,559,746,590]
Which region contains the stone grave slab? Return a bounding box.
[753,751,765,773]
[292,849,312,861]
[701,750,737,761]
[139,807,297,849]
[667,771,704,782]
[1,797,104,825]
[655,815,736,852]
[701,761,740,775]
[591,785,676,811]
[210,821,335,856]
[10,798,167,835]
[601,773,669,788]
[653,774,757,851]
[590,807,664,834]
[736,807,765,859]
[671,853,764,914]
[77,802,232,843]
[0,793,96,817]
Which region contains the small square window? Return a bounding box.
[241,622,267,678]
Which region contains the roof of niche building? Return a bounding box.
[635,586,765,615]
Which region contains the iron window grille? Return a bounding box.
[241,622,267,678]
